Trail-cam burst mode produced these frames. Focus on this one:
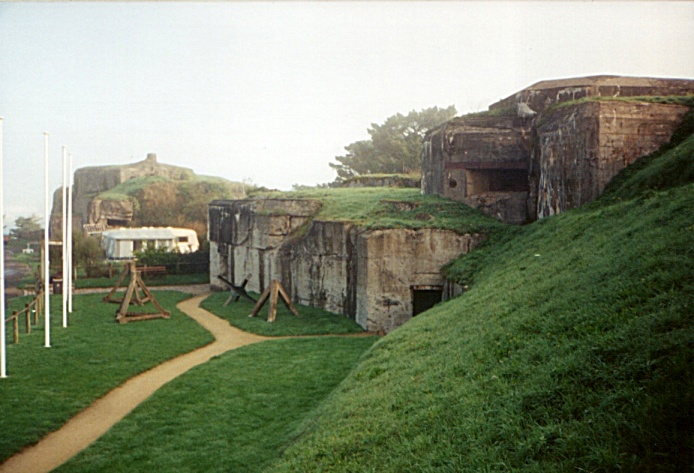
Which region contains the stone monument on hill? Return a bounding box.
[50,153,245,237]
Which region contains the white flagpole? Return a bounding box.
[1,117,6,378]
[61,146,67,327]
[44,132,50,348]
[67,153,73,313]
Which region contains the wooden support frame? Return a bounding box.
[103,263,135,304]
[104,261,170,324]
[248,279,299,323]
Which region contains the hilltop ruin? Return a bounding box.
[51,153,245,236]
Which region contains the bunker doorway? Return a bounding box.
[412,285,443,317]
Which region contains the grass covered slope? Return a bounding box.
[269,140,693,471]
[252,187,506,234]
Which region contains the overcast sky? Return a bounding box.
[1,1,692,227]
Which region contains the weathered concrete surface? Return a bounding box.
[208,199,321,293]
[281,220,358,317]
[89,197,135,228]
[422,115,530,202]
[532,101,689,218]
[464,191,529,225]
[422,75,694,223]
[209,199,483,333]
[355,228,483,333]
[489,75,694,115]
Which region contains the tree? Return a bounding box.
[73,232,105,278]
[329,105,457,181]
[11,214,42,240]
[131,179,246,237]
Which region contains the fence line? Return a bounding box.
[4,290,43,344]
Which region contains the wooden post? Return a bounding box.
[276,281,299,316]
[25,304,31,334]
[12,312,18,344]
[103,263,132,304]
[35,293,41,325]
[249,284,272,318]
[268,280,280,322]
[116,275,137,324]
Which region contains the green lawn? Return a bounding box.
[201,291,365,336]
[56,336,376,472]
[0,291,213,463]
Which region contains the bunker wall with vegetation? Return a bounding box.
[209,190,496,333]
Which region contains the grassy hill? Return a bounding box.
[250,187,508,235]
[100,174,246,235]
[267,130,694,469]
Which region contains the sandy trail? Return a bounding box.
[0,294,271,473]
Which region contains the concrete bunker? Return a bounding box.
[423,75,694,224]
[423,116,531,225]
[209,198,484,333]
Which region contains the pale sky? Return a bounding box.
[0,1,692,227]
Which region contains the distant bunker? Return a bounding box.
[209,198,483,333]
[422,75,694,224]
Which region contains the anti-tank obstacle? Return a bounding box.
[249,279,299,323]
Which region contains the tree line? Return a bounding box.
[329,105,456,181]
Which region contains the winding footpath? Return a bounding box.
[0,294,271,473]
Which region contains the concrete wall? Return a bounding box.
[532,101,689,218]
[208,199,321,292]
[355,228,483,333]
[281,220,358,316]
[532,102,600,218]
[421,114,531,224]
[464,191,529,225]
[489,75,694,115]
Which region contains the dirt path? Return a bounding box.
[0,294,271,473]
